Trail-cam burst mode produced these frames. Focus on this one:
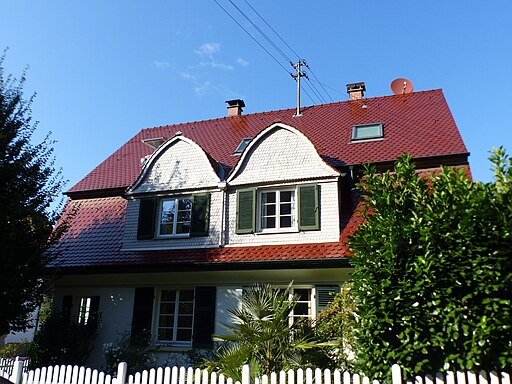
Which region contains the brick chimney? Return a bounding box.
[346,82,366,100]
[226,99,245,117]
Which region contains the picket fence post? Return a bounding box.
[11,356,24,384]
[242,365,250,384]
[392,364,403,384]
[117,362,128,384]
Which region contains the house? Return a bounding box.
[48,82,469,368]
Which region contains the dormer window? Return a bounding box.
[137,194,210,240]
[352,123,384,142]
[158,198,192,237]
[235,184,319,234]
[233,138,252,155]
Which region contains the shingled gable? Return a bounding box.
[227,122,340,185]
[127,134,221,196]
[51,89,470,272]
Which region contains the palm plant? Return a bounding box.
[202,283,333,381]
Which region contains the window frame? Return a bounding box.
[156,196,193,238]
[351,123,384,142]
[257,187,297,233]
[154,288,196,347]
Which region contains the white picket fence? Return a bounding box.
[0,358,510,384]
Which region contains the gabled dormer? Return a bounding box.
[122,135,223,250]
[226,123,341,245]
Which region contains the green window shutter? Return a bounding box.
[88,296,101,330]
[131,287,155,343]
[298,184,319,230]
[236,188,256,234]
[193,287,216,348]
[191,193,210,237]
[316,285,340,313]
[62,295,73,323]
[137,198,157,240]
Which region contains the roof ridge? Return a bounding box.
[138,89,444,135]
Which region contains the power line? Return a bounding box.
[228,0,292,64]
[214,0,338,105]
[242,0,301,61]
[241,1,334,102]
[213,0,290,75]
[302,61,334,102]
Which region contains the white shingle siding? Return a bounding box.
[131,139,219,194]
[226,180,340,245]
[122,190,223,249]
[229,125,339,186]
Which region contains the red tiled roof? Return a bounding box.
[49,197,351,269]
[68,90,468,193]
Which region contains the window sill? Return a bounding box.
[151,343,192,352]
[255,228,299,235]
[156,234,191,239]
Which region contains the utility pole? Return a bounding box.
[291,60,308,116]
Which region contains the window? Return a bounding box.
[352,123,384,141]
[158,198,192,237]
[144,287,216,348]
[236,185,319,234]
[78,297,92,325]
[234,138,252,154]
[77,296,100,326]
[288,288,313,323]
[137,194,210,240]
[157,289,195,345]
[259,189,296,231]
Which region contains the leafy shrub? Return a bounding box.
[29,310,98,368]
[104,331,156,374]
[315,282,356,370]
[349,149,512,379]
[0,340,31,358]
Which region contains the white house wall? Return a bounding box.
[53,268,350,368]
[53,286,135,369]
[122,190,223,250]
[131,139,219,194]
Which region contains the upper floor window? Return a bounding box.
[137,194,210,240]
[352,123,384,141]
[158,198,192,237]
[259,189,296,232]
[236,184,319,234]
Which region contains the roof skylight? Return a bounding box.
[234,138,252,154]
[352,123,384,142]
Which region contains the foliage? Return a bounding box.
[0,340,31,358]
[0,51,65,336]
[349,150,512,379]
[315,282,356,370]
[202,284,334,381]
[104,331,156,375]
[29,309,98,368]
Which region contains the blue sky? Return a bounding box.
[1,1,511,195]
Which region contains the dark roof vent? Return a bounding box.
[346,82,366,100]
[226,99,245,117]
[141,137,166,149]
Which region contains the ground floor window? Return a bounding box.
[156,289,195,345]
[77,296,100,326]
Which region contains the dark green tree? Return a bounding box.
[0,53,65,336]
[349,150,512,379]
